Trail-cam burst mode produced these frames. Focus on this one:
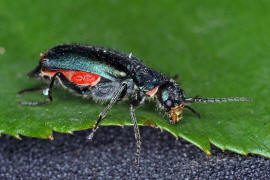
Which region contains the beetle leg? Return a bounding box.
[19,72,64,106]
[129,92,145,166]
[17,87,47,96]
[87,82,128,140]
[130,103,141,166]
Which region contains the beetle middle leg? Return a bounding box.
[19,72,65,106]
[87,82,128,140]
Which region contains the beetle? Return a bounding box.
[18,44,250,165]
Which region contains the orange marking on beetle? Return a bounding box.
[42,70,101,86]
[145,87,159,97]
[169,104,184,124]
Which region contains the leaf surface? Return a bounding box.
[0,0,270,158]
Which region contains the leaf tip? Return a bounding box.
[206,150,211,156]
[15,134,22,140]
[47,134,54,141]
[66,131,74,135]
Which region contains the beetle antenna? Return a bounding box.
[184,96,251,103]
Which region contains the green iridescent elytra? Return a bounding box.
[41,54,126,81]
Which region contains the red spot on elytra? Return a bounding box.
[71,72,100,86]
[42,70,101,86]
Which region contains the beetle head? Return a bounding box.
[157,81,186,124]
[27,51,51,82]
[27,51,48,78]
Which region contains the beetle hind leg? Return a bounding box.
[18,72,65,106]
[18,87,47,96]
[87,82,128,140]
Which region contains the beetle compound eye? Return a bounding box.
[162,90,169,101]
[166,100,172,107]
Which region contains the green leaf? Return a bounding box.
[1,0,270,158]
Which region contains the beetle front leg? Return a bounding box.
[130,92,145,166]
[19,72,64,106]
[130,104,141,166]
[87,82,128,140]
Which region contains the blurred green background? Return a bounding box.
[0,0,270,158]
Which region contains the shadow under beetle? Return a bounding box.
[18,44,251,166]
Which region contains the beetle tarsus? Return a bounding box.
[19,99,51,106]
[86,116,102,141]
[86,128,97,141]
[17,87,47,96]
